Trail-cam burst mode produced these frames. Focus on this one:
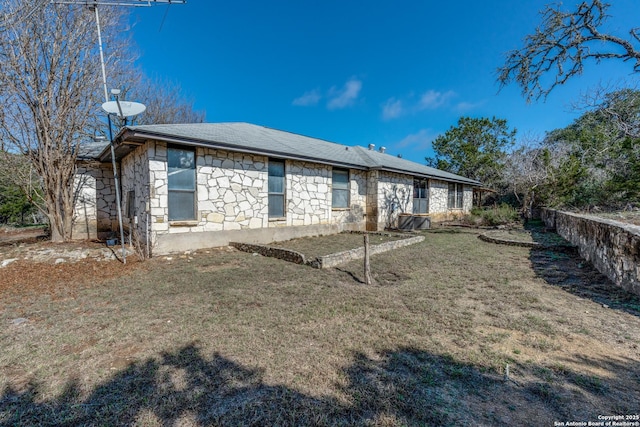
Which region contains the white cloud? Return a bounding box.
[292,89,321,107]
[397,129,439,150]
[381,89,463,120]
[418,90,456,110]
[382,98,404,120]
[327,78,362,110]
[454,100,485,113]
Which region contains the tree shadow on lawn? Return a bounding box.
[523,219,640,316]
[528,246,640,318]
[1,344,637,426]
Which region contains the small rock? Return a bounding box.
[252,252,259,256]
[11,318,28,326]
[1,258,18,268]
[164,257,173,261]
[602,304,609,309]
[54,258,66,265]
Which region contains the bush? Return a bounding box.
[466,204,520,226]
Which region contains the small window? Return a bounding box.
[268,159,285,218]
[332,168,349,208]
[448,182,464,209]
[413,179,428,214]
[168,146,196,221]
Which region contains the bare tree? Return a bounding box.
[498,0,640,101]
[0,1,129,241]
[131,76,206,125]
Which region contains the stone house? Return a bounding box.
[76,122,480,254]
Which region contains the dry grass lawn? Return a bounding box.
[1,228,639,426]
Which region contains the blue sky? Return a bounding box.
[124,0,639,164]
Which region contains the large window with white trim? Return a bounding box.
[413,179,429,214]
[332,168,350,208]
[168,146,196,221]
[268,159,286,218]
[448,182,464,209]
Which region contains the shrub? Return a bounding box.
[466,204,520,226]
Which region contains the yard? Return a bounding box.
[1,228,639,426]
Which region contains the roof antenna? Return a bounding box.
[158,3,170,32]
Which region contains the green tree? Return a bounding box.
[427,116,516,189]
[498,0,640,101]
[522,88,640,209]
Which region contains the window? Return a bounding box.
[413,179,428,214]
[448,182,464,209]
[168,146,196,221]
[268,159,285,218]
[332,168,349,208]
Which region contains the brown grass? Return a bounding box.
[1,229,639,426]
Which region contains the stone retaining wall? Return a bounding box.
[230,234,424,269]
[311,235,424,268]
[541,209,640,297]
[229,242,306,265]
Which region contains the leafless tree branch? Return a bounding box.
[498,0,640,102]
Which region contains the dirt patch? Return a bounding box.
[0,226,48,246]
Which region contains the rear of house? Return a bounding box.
[75,123,479,254]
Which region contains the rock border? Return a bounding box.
[231,233,424,269]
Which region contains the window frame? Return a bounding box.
[167,145,197,222]
[268,158,286,219]
[447,182,464,210]
[331,168,350,209]
[412,179,429,214]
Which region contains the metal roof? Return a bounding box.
[99,122,481,186]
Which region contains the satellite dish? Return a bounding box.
[101,100,146,118]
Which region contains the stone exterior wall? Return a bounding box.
[285,161,331,227]
[121,144,151,248]
[377,171,413,229]
[429,179,448,215]
[144,143,368,247]
[542,209,640,297]
[195,147,268,232]
[331,169,367,230]
[73,162,117,240]
[75,140,476,251]
[427,179,473,222]
[366,170,379,231]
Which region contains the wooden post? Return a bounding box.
[364,233,373,285]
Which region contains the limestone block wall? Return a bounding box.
[427,179,474,222]
[463,186,473,212]
[147,143,369,242]
[377,171,413,229]
[285,161,332,227]
[195,147,269,232]
[429,179,448,215]
[121,143,151,246]
[148,141,169,235]
[542,209,640,297]
[331,169,367,229]
[73,162,117,240]
[366,170,379,231]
